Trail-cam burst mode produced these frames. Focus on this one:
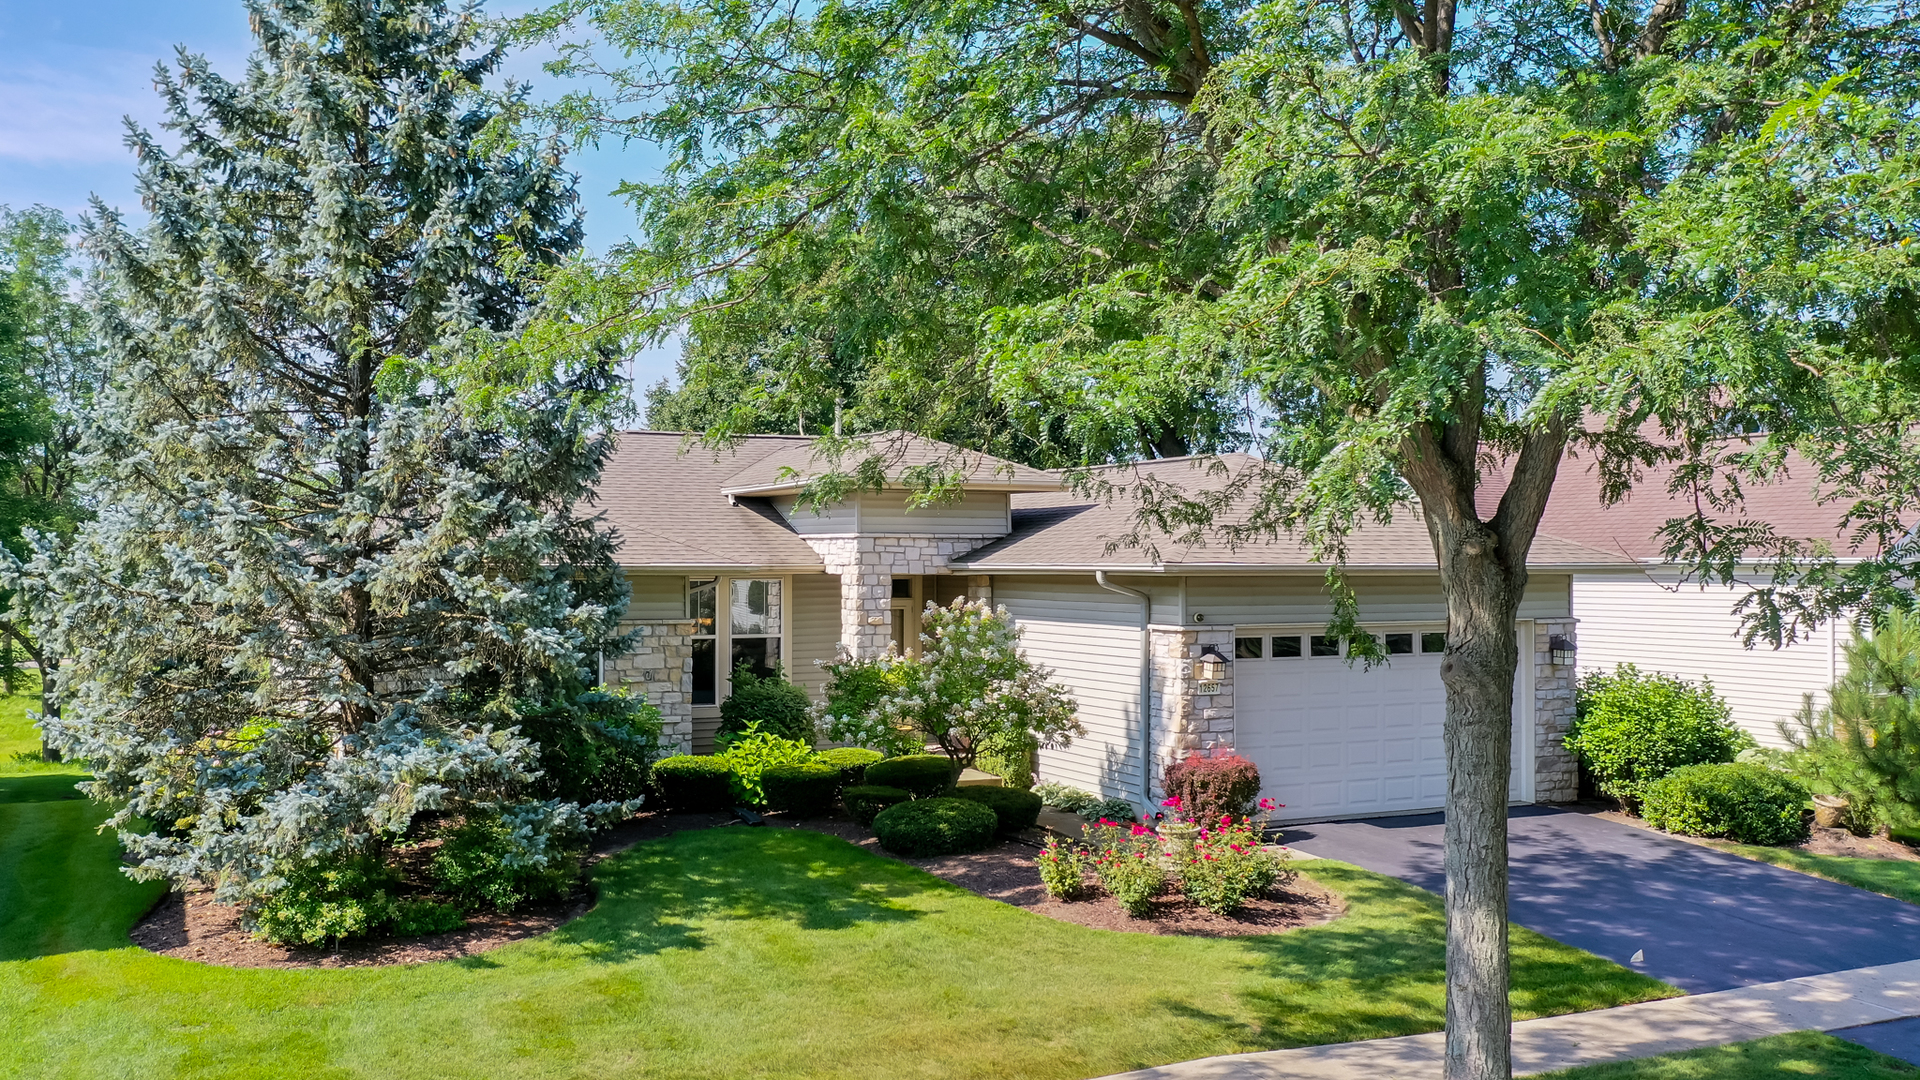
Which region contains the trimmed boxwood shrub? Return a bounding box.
[1568,664,1750,808]
[864,753,956,798]
[843,784,912,826]
[872,797,998,857]
[1164,752,1262,824]
[1641,762,1811,846]
[762,762,841,818]
[651,755,733,812]
[715,665,813,745]
[813,747,884,788]
[952,786,1044,833]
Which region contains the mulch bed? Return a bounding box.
[1591,806,1920,862]
[128,807,1343,968]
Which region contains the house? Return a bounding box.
[595,430,1847,822]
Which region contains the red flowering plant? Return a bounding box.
[1081,818,1165,917]
[1035,836,1093,901]
[1173,797,1295,915]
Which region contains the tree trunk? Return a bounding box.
[1438,544,1524,1080]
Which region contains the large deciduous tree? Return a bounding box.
[23,0,640,916]
[530,0,1916,1075]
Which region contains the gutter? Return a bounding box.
[1095,571,1155,810]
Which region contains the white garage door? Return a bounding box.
[1233,627,1528,822]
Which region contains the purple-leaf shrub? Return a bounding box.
[1163,752,1262,825]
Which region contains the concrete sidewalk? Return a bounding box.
[1094,958,1920,1080]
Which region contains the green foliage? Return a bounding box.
[1569,666,1749,808]
[1033,782,1101,816]
[1084,797,1139,824]
[871,797,998,857]
[650,755,734,812]
[251,857,464,946]
[951,786,1043,834]
[1642,763,1811,847]
[19,0,631,913]
[760,762,840,818]
[811,746,882,788]
[840,784,912,827]
[862,754,955,799]
[1175,817,1294,916]
[429,813,581,913]
[1035,836,1094,901]
[815,656,913,755]
[506,688,663,804]
[973,734,1036,790]
[717,729,815,806]
[1777,614,1920,833]
[1084,822,1166,917]
[717,665,812,746]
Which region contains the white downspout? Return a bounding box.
[1096,571,1155,809]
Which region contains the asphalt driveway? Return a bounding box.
[1276,806,1920,993]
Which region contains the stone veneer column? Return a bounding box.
[803,535,1003,658]
[966,574,993,606]
[606,619,696,753]
[1532,618,1579,802]
[1146,625,1235,802]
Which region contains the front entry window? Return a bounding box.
[728,578,783,677]
[689,578,718,704]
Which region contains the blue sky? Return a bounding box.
[0,0,683,395]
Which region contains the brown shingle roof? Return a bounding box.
[719,430,1059,496]
[593,432,825,571]
[955,456,1632,572]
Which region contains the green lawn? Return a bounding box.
[1715,843,1920,907]
[0,688,76,776]
[1540,1031,1919,1080]
[0,818,1674,1080]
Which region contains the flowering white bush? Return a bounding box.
[818,599,1082,770]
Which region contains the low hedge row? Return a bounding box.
[864,754,955,798]
[1642,761,1810,846]
[813,747,884,787]
[650,755,733,812]
[762,762,842,817]
[843,784,912,825]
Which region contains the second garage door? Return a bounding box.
[1232,627,1528,822]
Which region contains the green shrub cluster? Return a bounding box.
[1567,664,1750,807]
[510,689,663,804]
[717,728,816,805]
[871,797,998,857]
[864,753,956,798]
[251,857,464,945]
[974,732,1037,789]
[1642,762,1811,846]
[651,754,734,811]
[813,746,883,787]
[1033,781,1099,814]
[1774,614,1920,835]
[429,813,578,911]
[952,786,1043,833]
[716,665,813,744]
[843,784,912,825]
[763,762,841,817]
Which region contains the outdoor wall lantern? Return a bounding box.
[1548,634,1576,665]
[1196,644,1231,682]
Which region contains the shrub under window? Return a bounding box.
[716,665,813,745]
[871,797,998,857]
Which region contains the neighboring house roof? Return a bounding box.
[717,430,1060,497]
[592,432,825,571]
[954,456,1634,573]
[1533,449,1870,563]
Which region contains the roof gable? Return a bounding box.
[718,430,1059,496]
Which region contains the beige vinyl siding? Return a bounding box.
[1571,570,1841,747]
[626,573,687,621]
[775,498,861,535]
[778,492,1011,537]
[789,573,842,702]
[995,576,1150,803]
[1178,573,1572,627]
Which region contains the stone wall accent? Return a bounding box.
[966,574,993,607]
[802,535,1002,657]
[1532,618,1579,802]
[1145,626,1235,802]
[607,619,696,753]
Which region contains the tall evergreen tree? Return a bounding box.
[23,0,636,913]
